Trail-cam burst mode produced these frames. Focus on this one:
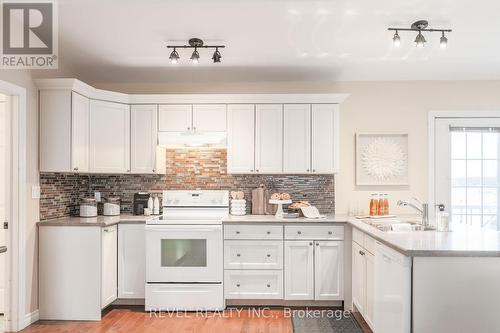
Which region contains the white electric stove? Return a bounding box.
[145,190,228,311]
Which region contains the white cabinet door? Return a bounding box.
[283,104,311,173]
[365,251,375,330]
[311,104,338,173]
[284,240,314,300]
[39,90,72,172]
[118,224,145,299]
[255,104,283,173]
[192,104,226,131]
[352,241,365,313]
[131,105,158,174]
[101,225,117,308]
[71,92,89,172]
[90,100,130,173]
[158,104,192,131]
[314,241,343,300]
[227,104,255,173]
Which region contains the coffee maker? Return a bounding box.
[133,192,150,215]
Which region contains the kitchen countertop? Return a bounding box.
[37,214,156,227]
[349,217,500,257]
[0,246,6,254]
[222,214,349,223]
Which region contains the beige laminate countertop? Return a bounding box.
[348,217,500,257]
[222,214,349,223]
[37,214,156,227]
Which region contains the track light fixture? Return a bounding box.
[167,38,225,64]
[388,20,452,49]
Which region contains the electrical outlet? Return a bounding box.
[95,191,101,202]
[31,185,40,199]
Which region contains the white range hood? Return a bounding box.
[158,131,226,148]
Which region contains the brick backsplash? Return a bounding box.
[39,149,334,220]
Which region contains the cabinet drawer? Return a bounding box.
[352,228,364,246]
[224,225,283,240]
[224,270,283,299]
[285,225,344,240]
[224,240,283,270]
[364,234,376,255]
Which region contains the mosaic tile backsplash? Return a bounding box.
[39,149,335,220]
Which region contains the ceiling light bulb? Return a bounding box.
[190,49,200,64]
[212,48,222,63]
[169,49,179,64]
[440,32,448,49]
[415,31,426,48]
[393,31,401,47]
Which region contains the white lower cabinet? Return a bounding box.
[118,224,145,299]
[314,241,344,300]
[284,241,314,300]
[224,240,283,270]
[224,270,283,299]
[101,225,118,308]
[352,228,376,331]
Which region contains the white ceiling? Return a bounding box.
[32,0,500,83]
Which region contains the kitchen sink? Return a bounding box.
[361,218,435,232]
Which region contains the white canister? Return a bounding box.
[103,197,120,216]
[80,198,98,217]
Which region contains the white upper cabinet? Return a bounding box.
[314,240,343,300]
[158,104,192,131]
[131,105,164,174]
[192,104,227,131]
[89,100,130,173]
[284,240,314,300]
[227,104,255,173]
[311,104,339,173]
[283,104,311,173]
[40,90,91,173]
[71,92,90,173]
[255,104,283,173]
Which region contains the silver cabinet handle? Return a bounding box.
[236,253,241,257]
[267,284,271,288]
[316,242,319,246]
[266,231,271,235]
[152,169,155,172]
[187,127,191,130]
[73,167,78,171]
[103,228,110,233]
[297,231,302,234]
[359,250,365,256]
[313,169,316,172]
[328,231,333,235]
[236,231,240,234]
[250,169,254,172]
[266,254,271,257]
[236,284,240,287]
[306,169,310,172]
[193,126,196,131]
[256,169,259,172]
[309,242,313,246]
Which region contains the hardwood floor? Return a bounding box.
[18,307,293,333]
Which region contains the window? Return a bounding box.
[450,127,500,229]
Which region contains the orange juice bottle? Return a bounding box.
[377,193,384,216]
[383,194,389,215]
[369,194,377,216]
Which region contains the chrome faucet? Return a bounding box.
[397,197,429,227]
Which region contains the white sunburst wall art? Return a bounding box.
[356,133,409,186]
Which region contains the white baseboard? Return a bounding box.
[23,309,39,327]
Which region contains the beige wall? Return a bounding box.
[0,70,39,315]
[96,80,500,216]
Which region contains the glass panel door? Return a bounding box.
[435,118,500,230]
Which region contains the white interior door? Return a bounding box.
[0,93,11,321]
[435,117,500,229]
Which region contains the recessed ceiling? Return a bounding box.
[31,0,500,83]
